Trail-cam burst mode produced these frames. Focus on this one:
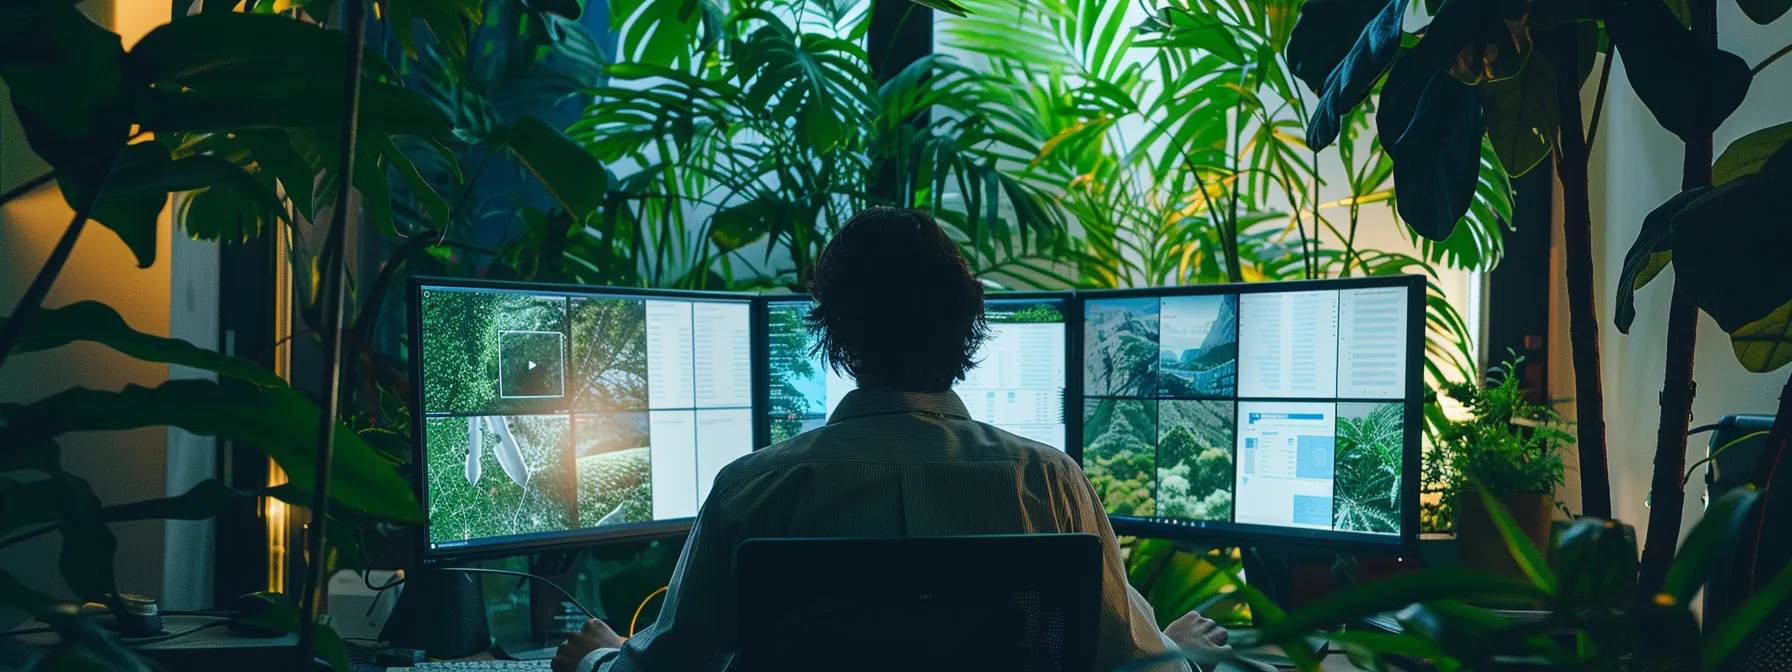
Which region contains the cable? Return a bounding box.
[630,586,669,637]
[119,619,232,646]
[433,567,596,620]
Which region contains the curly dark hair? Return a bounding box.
[806,207,988,392]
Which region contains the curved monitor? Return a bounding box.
[1075,276,1425,554]
[410,278,755,561]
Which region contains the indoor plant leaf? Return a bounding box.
[1660,486,1760,603]
[1601,0,1753,140]
[100,478,269,523]
[0,381,426,522]
[1421,0,1536,85]
[1305,0,1409,151]
[135,81,453,137]
[126,10,399,85]
[1285,0,1388,94]
[1669,170,1792,332]
[1713,121,1792,186]
[1614,186,1708,333]
[1480,54,1557,177]
[0,2,130,178]
[1735,0,1791,23]
[1705,550,1792,668]
[1729,299,1792,373]
[506,115,608,221]
[1241,568,1549,646]
[55,142,171,269]
[1379,56,1486,241]
[1470,478,1558,593]
[3,301,285,387]
[1553,517,1638,610]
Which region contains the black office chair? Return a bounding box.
[735,534,1103,672]
[1701,415,1792,672]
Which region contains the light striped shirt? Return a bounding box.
[580,386,1189,672]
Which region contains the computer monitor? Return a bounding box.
[759,293,1072,450]
[410,278,755,561]
[1075,276,1424,553]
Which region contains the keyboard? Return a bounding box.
[407,661,553,671]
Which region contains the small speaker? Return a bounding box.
[380,570,492,659]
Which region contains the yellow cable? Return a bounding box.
[629,586,669,637]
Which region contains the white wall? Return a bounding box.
[1582,8,1792,548]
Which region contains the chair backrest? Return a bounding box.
[735,534,1103,672]
[1703,414,1792,672]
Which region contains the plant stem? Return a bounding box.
[1585,52,1616,149]
[0,211,92,372]
[297,0,367,659]
[0,170,56,209]
[1742,372,1792,594]
[1637,0,1716,599]
[1549,28,1613,519]
[1753,43,1792,76]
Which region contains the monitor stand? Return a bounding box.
[1240,546,1364,625]
[380,568,492,659]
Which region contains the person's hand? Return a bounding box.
[1163,610,1229,651]
[552,619,625,672]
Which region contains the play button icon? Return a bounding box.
[528,361,537,370]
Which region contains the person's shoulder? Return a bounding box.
[978,424,1082,470]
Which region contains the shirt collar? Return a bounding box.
[827,385,971,424]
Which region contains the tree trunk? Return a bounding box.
[1636,0,1717,598]
[1550,29,1612,519]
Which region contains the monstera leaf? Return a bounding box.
[731,9,877,151]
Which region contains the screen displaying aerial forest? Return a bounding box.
[1079,287,1412,541]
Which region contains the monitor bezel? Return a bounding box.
[753,290,1079,459]
[408,276,758,564]
[1070,275,1426,557]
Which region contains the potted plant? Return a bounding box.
[1434,358,1571,579]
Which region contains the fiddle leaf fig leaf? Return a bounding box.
[1286,0,1389,94]
[1602,0,1753,140]
[1482,55,1559,178]
[1421,0,1536,85]
[1379,55,1486,240]
[1714,121,1792,186]
[1306,0,1410,151]
[1736,0,1791,23]
[1670,170,1792,332]
[1730,300,1792,373]
[1615,186,1708,333]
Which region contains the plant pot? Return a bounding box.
[1455,491,1555,581]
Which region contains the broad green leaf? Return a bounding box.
[1602,0,1752,140]
[907,0,970,15]
[1481,56,1558,178]
[1471,478,1558,593]
[353,143,396,238]
[373,134,451,231]
[243,129,318,221]
[1670,172,1792,332]
[1705,554,1792,669]
[135,82,452,137]
[507,115,607,221]
[1553,517,1637,610]
[1713,122,1792,186]
[1242,568,1548,646]
[1421,0,1535,85]
[1730,299,1792,372]
[0,568,60,617]
[1285,0,1387,93]
[1736,0,1791,23]
[102,479,269,523]
[180,177,272,243]
[1,381,425,522]
[1615,186,1708,333]
[1306,0,1409,151]
[0,3,129,172]
[1134,8,1248,64]
[109,153,293,235]
[1662,486,1760,603]
[126,11,397,85]
[1381,57,1485,241]
[59,142,171,269]
[388,0,477,62]
[5,301,284,387]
